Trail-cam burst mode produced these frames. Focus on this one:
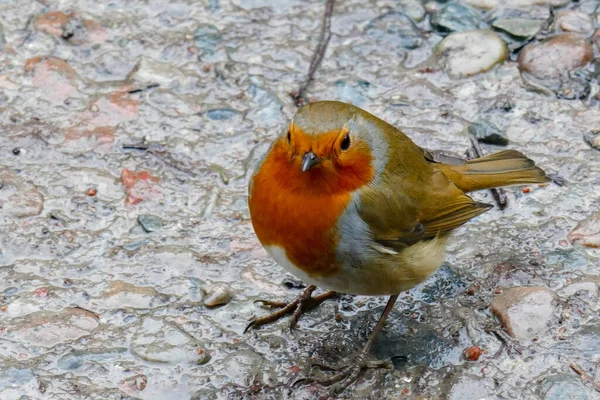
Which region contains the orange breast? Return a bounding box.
[248,146,358,277]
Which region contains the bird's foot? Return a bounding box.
[244,285,337,333]
[294,353,393,395]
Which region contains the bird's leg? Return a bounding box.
[295,294,399,395]
[244,285,338,333]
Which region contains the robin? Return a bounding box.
[246,100,551,392]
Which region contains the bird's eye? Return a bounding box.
[287,130,291,143]
[340,133,351,151]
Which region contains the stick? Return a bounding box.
[468,136,508,210]
[290,0,336,107]
[570,362,600,393]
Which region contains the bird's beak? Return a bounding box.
[301,151,322,172]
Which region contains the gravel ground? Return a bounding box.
[0,0,599,399]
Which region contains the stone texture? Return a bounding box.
[491,286,556,340]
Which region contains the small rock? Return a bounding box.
[138,214,163,232]
[491,286,556,340]
[583,130,600,151]
[568,212,600,248]
[464,346,483,361]
[365,12,424,50]
[519,34,593,79]
[0,170,44,218]
[206,108,238,120]
[431,3,481,33]
[555,11,594,35]
[537,374,588,400]
[435,30,508,79]
[202,283,232,307]
[469,119,509,145]
[193,24,221,55]
[492,18,545,38]
[518,33,593,98]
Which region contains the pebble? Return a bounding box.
[492,18,545,38]
[0,170,44,218]
[206,108,238,121]
[518,33,593,98]
[435,30,508,79]
[555,11,594,35]
[138,214,163,232]
[537,374,588,400]
[583,130,600,151]
[469,119,509,145]
[567,212,600,248]
[201,282,232,307]
[431,3,481,33]
[365,12,424,50]
[519,34,593,79]
[491,286,556,340]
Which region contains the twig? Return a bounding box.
[570,362,600,393]
[122,143,196,177]
[290,0,336,107]
[468,136,508,210]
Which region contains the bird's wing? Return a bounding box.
[357,152,492,253]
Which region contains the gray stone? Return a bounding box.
[555,11,594,34]
[435,30,508,79]
[206,108,238,120]
[493,18,545,38]
[491,286,556,340]
[469,119,509,145]
[137,214,163,232]
[431,3,481,33]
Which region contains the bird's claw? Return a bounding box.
[244,285,337,333]
[293,357,392,395]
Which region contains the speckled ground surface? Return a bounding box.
[0,0,599,399]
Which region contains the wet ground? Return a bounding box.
[0,0,599,399]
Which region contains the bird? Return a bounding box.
[245,100,551,393]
